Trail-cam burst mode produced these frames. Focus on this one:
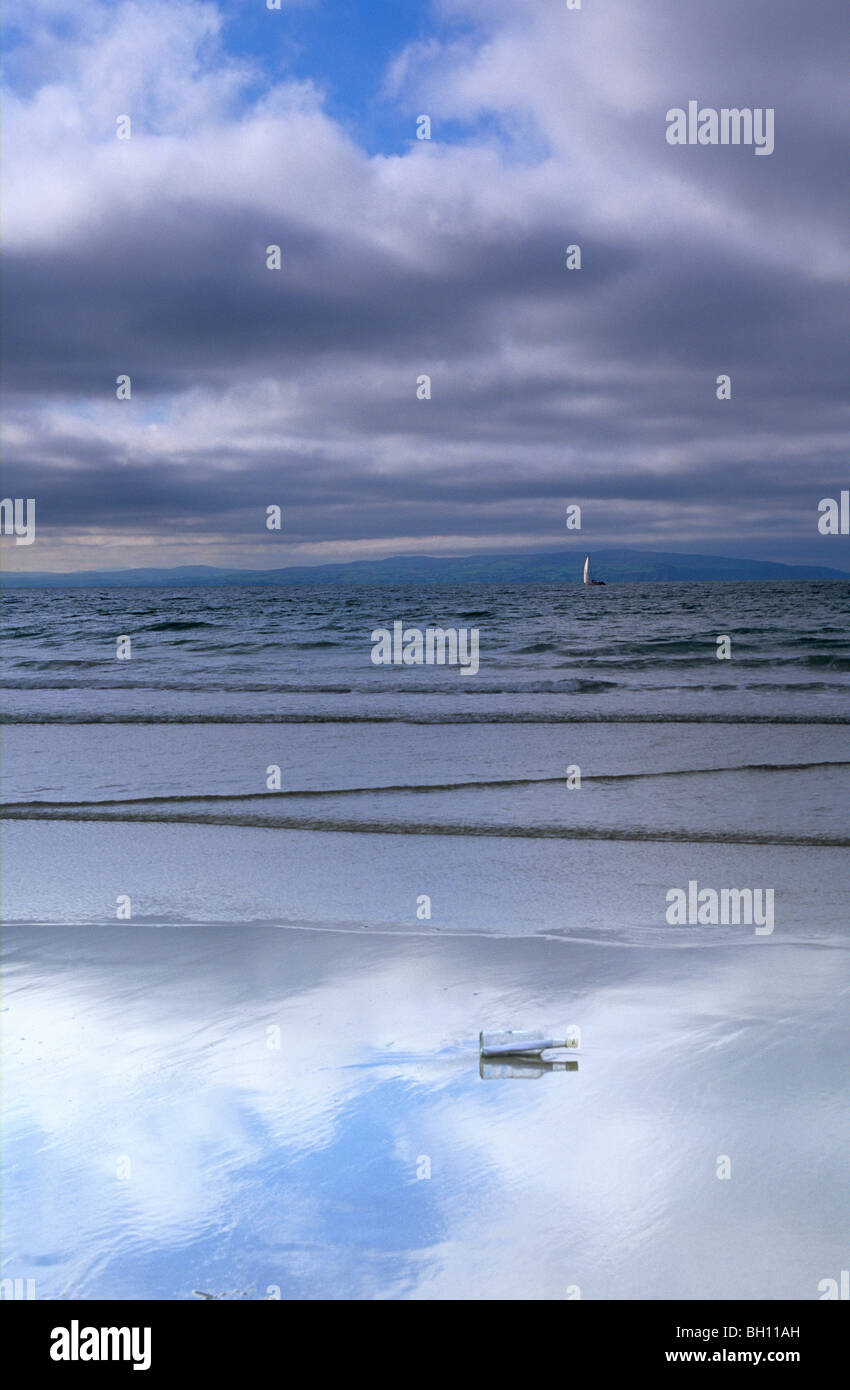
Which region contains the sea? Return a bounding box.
[1,580,848,1298]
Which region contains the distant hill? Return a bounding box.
[2,549,848,587]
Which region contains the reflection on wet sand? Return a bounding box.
[2,922,847,1300]
[479,1058,579,1079]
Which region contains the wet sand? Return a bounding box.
[3,918,847,1299]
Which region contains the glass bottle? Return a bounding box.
[479,1026,580,1057]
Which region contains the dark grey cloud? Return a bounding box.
[2,0,848,569]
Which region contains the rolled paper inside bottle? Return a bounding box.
[480,1037,567,1057]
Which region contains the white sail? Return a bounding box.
[583,554,591,584]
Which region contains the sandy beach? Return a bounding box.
[2,582,848,1300]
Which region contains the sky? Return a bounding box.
[2,0,848,572]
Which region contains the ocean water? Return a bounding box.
[2,580,849,723]
[2,581,849,1298]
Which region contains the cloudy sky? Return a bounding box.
[2,0,847,571]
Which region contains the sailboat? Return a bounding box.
[583,554,605,586]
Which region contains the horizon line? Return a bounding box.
[2,543,849,583]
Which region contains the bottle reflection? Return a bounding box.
[479,1057,579,1080]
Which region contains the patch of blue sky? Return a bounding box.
[226,0,548,162]
[219,0,486,155]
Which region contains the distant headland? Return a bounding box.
[2,548,849,587]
